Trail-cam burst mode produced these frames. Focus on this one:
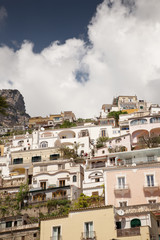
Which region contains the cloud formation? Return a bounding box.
[0,0,160,118]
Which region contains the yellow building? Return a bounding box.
[40,205,158,240]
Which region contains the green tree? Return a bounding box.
[108,111,128,127]
[60,147,77,159]
[138,135,160,149]
[0,96,8,115]
[96,137,109,149]
[74,193,90,208]
[16,183,29,209]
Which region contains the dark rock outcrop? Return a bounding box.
[0,89,30,127]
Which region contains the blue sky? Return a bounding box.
[0,0,102,52]
[0,0,160,118]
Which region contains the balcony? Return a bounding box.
[114,184,130,194]
[117,227,140,237]
[143,183,159,193]
[50,236,62,240]
[81,231,96,240]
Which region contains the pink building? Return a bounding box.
[104,162,160,207]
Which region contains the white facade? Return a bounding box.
[8,125,122,157]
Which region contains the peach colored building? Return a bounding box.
[129,115,160,146]
[104,162,160,207]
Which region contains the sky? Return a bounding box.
[0,0,160,118]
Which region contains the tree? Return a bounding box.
[108,111,128,127]
[96,137,109,149]
[74,193,90,208]
[0,96,8,115]
[60,146,77,159]
[138,135,160,149]
[16,183,29,209]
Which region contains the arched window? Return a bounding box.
[73,175,77,182]
[40,141,48,148]
[150,117,160,123]
[130,119,147,126]
[130,219,141,228]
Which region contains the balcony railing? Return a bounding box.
[117,227,140,237]
[143,183,159,192]
[81,231,96,240]
[114,184,130,193]
[50,236,62,240]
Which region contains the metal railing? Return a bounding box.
[114,184,129,190]
[81,231,96,239]
[117,227,140,237]
[50,236,62,240]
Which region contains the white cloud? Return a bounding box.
[0,0,160,118]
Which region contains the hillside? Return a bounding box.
[0,89,30,127]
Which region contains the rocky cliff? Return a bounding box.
[0,89,30,127]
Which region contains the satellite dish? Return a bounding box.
[117,209,125,216]
[41,127,45,131]
[132,163,136,166]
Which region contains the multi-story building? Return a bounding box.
[30,159,84,201]
[40,205,159,240]
[104,162,160,207]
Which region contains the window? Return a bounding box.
[50,154,60,160]
[73,175,77,182]
[118,177,125,189]
[102,150,105,154]
[147,175,154,187]
[131,219,141,228]
[95,178,100,182]
[101,129,106,137]
[40,166,47,172]
[6,221,12,228]
[147,155,154,162]
[125,158,132,165]
[148,199,156,204]
[84,222,94,238]
[58,164,65,170]
[33,233,37,238]
[52,226,61,240]
[116,221,121,229]
[32,156,41,162]
[59,180,65,187]
[13,158,23,164]
[119,201,127,207]
[40,182,46,190]
[40,141,48,148]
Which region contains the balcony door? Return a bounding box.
[118,177,125,189]
[147,175,154,186]
[84,221,93,238]
[53,226,61,240]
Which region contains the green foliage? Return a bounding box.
[96,136,109,149]
[0,206,9,217]
[108,111,128,126]
[16,183,29,209]
[0,96,8,115]
[77,118,84,123]
[138,135,160,149]
[74,193,90,208]
[60,120,76,128]
[47,199,71,212]
[60,147,77,159]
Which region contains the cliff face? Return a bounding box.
[0,89,30,127]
